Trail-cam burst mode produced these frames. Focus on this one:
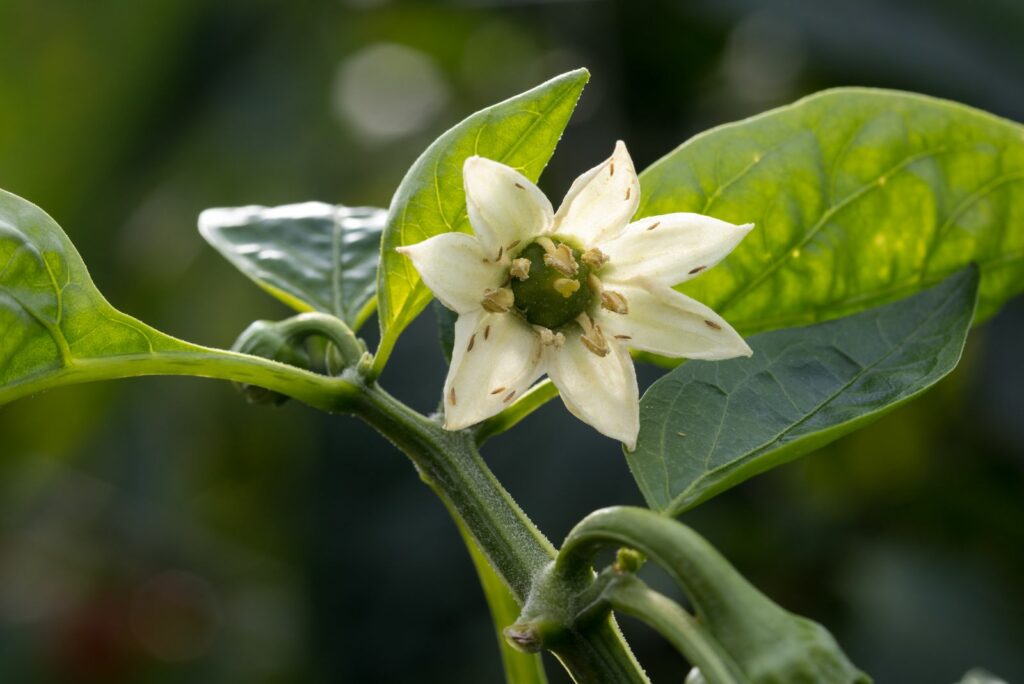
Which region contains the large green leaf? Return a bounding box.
[639,88,1024,340]
[199,202,386,330]
[0,188,354,411]
[627,267,978,516]
[374,69,589,374]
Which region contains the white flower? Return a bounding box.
[398,142,752,449]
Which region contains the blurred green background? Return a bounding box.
[1,1,1023,682]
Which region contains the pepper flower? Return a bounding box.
[398,142,752,449]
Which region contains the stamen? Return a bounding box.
[601,290,629,314]
[688,265,706,274]
[543,243,579,277]
[581,247,608,269]
[704,319,722,330]
[510,258,531,281]
[467,334,476,351]
[490,386,506,395]
[588,273,603,294]
[553,277,580,298]
[536,327,566,348]
[535,236,557,255]
[577,314,610,357]
[482,287,514,313]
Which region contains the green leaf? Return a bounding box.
[627,267,978,516]
[0,188,356,411]
[638,88,1024,341]
[199,202,386,330]
[374,68,590,375]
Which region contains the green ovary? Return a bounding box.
[510,241,593,329]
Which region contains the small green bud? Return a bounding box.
[613,547,646,574]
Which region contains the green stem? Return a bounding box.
[0,348,359,412]
[475,379,558,445]
[353,384,649,683]
[600,575,746,684]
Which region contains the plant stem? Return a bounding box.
[353,383,649,683]
[600,576,745,684]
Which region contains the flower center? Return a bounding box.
[510,240,593,329]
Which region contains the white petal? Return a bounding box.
[397,233,505,314]
[464,156,553,255]
[552,141,640,246]
[601,213,753,286]
[546,334,639,449]
[599,278,752,360]
[443,311,544,430]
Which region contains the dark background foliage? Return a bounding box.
[1,1,1022,682]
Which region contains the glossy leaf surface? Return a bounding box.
[0,189,355,411]
[639,88,1024,339]
[627,267,978,516]
[200,202,386,330]
[375,69,589,373]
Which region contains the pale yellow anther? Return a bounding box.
[481,287,514,313]
[582,247,608,269]
[553,277,580,298]
[543,243,579,277]
[601,290,629,314]
[576,314,610,357]
[510,258,531,281]
[536,327,566,348]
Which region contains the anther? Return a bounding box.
[577,314,610,357]
[581,247,608,269]
[510,258,532,281]
[601,290,629,314]
[536,327,565,348]
[553,277,580,298]
[482,287,514,313]
[704,319,722,330]
[543,243,579,277]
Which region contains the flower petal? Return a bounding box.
[546,334,639,449]
[552,141,640,246]
[601,213,753,286]
[397,232,505,314]
[464,156,553,256]
[598,277,752,360]
[443,311,544,430]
